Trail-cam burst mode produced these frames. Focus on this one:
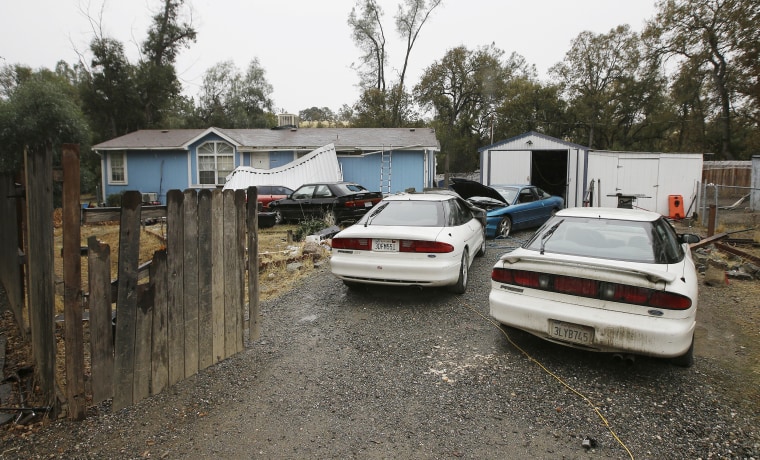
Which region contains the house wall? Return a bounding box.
[103,150,188,204]
[338,150,424,193]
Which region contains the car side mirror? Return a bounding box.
[679,233,701,244]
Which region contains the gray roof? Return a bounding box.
[93,127,440,152]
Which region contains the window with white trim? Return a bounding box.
[108,151,127,184]
[198,141,234,185]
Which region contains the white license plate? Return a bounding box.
[372,239,399,252]
[364,201,373,208]
[549,320,594,345]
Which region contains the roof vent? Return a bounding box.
[161,130,169,133]
[277,113,298,128]
[409,128,415,132]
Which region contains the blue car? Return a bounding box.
[449,179,564,238]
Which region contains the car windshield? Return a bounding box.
[492,187,518,205]
[524,215,685,264]
[358,200,445,227]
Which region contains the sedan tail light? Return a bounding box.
[331,238,454,253]
[491,268,692,310]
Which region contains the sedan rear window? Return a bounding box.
[362,200,444,227]
[525,216,685,264]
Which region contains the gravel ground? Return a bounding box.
[2,233,760,459]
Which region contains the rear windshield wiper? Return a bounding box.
[540,219,564,255]
[364,202,388,227]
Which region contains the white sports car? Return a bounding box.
[489,207,700,366]
[330,192,487,294]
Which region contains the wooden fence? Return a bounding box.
[0,145,260,418]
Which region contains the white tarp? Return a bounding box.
[223,143,342,191]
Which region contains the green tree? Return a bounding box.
[645,0,751,159]
[348,0,387,92]
[414,45,510,172]
[138,0,197,127]
[196,59,274,128]
[299,107,338,126]
[0,66,90,180]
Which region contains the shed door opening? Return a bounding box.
[531,150,568,200]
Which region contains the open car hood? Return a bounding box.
[449,178,508,205]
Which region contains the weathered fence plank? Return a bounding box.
[211,190,225,362]
[234,189,245,353]
[182,189,199,377]
[24,144,56,413]
[223,190,238,357]
[87,236,113,404]
[150,249,169,396]
[166,190,185,385]
[197,190,213,369]
[247,187,260,342]
[62,144,85,420]
[112,191,142,412]
[133,283,154,404]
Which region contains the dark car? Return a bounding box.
[449,178,564,238]
[268,182,383,225]
[254,185,294,224]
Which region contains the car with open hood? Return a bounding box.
[449,178,564,238]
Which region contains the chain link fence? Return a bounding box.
[696,183,760,233]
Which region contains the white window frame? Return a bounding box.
[197,141,234,186]
[107,151,127,185]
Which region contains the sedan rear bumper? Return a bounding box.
[330,251,461,287]
[489,283,695,358]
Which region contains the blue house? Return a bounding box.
[92,123,440,204]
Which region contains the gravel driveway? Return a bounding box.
[3,234,759,459]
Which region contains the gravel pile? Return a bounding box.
[2,236,759,459]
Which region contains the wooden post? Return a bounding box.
[62,144,85,420]
[247,186,260,342]
[87,236,113,403]
[112,191,142,411]
[197,190,213,369]
[182,189,199,377]
[133,283,154,403]
[708,204,717,237]
[24,143,57,415]
[166,190,185,385]
[223,190,238,358]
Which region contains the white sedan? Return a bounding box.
[330,192,487,294]
[489,207,700,366]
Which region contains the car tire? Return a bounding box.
[448,250,469,294]
[475,230,486,257]
[671,338,694,368]
[274,210,283,225]
[496,216,512,238]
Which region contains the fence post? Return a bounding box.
[182,189,199,377]
[166,190,185,385]
[23,143,57,416]
[197,190,213,369]
[62,144,86,420]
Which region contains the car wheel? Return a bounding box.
[448,250,469,294]
[475,230,486,257]
[274,210,283,224]
[496,216,512,238]
[323,210,337,227]
[671,338,694,368]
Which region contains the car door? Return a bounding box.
[449,198,484,260]
[533,187,557,222]
[311,184,337,217]
[509,187,540,227]
[284,184,317,221]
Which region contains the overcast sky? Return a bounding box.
[2,0,658,114]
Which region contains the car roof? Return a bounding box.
[383,192,455,202]
[556,207,662,222]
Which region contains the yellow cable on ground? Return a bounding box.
[459,298,635,460]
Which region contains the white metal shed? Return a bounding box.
[478,131,704,216]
